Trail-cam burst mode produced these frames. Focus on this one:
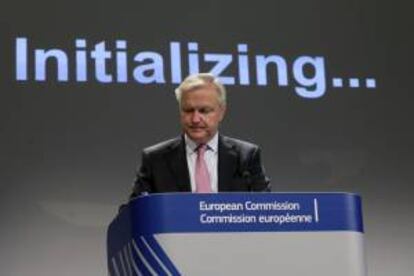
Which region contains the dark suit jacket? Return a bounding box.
[130,135,270,198]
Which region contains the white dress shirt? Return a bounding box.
[185,133,219,193]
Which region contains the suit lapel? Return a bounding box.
[218,135,239,191]
[165,137,191,192]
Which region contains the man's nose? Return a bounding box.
[191,111,202,123]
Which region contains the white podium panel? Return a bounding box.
[156,232,364,276]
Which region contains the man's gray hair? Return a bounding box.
[175,73,226,106]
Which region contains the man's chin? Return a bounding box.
[186,132,209,144]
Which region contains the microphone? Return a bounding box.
[240,169,270,192]
[240,169,252,190]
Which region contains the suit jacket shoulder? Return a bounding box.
[143,137,182,156]
[220,136,259,152]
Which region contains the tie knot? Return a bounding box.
[196,144,208,155]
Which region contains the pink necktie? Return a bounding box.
[195,144,212,193]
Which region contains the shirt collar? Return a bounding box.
[185,132,219,153]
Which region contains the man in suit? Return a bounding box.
[130,73,270,198]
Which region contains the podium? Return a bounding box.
[107,193,365,276]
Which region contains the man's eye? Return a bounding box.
[199,108,212,114]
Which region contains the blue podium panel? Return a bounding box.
[107,193,365,276]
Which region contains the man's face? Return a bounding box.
[180,85,226,144]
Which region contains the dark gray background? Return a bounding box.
[1,0,413,275]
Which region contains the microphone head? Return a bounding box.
[241,170,251,178]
